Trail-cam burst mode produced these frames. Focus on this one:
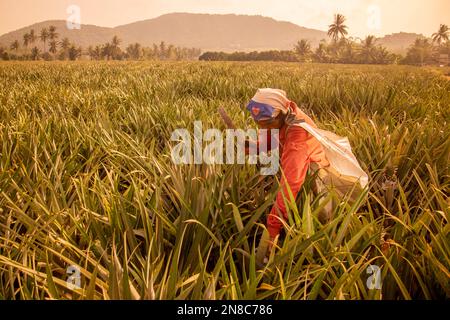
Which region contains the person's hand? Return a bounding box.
[263,236,276,264]
[267,237,274,253]
[244,139,257,155]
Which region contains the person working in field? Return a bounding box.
[245,88,331,253]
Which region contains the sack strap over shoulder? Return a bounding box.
[284,108,306,136]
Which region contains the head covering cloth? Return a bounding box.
[247,88,290,121]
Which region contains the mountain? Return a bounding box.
[377,32,426,54]
[0,13,424,54]
[0,20,114,50]
[0,13,327,52]
[113,13,327,51]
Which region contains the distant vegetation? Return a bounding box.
[0,25,202,61]
[199,37,402,65]
[88,38,202,61]
[0,61,448,299]
[200,16,449,66]
[0,16,448,66]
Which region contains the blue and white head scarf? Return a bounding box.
[246,88,290,121]
[246,100,277,121]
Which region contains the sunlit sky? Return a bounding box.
[1,0,449,37]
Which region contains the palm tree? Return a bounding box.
[59,37,71,59]
[31,46,40,60]
[340,39,358,63]
[88,45,102,60]
[29,29,37,46]
[40,28,49,52]
[328,14,348,42]
[29,29,37,44]
[10,40,20,53]
[102,43,113,60]
[432,24,449,46]
[23,33,30,49]
[405,38,434,65]
[110,36,122,59]
[126,43,142,60]
[294,39,312,60]
[60,37,71,51]
[314,41,329,62]
[159,41,166,59]
[68,45,81,60]
[360,35,377,63]
[105,36,122,60]
[167,44,176,60]
[373,46,393,64]
[111,36,121,48]
[152,43,159,59]
[48,25,59,41]
[49,41,58,55]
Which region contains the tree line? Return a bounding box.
[0,25,202,61]
[200,15,450,66]
[1,18,449,65]
[88,37,201,61]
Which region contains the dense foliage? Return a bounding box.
[0,61,448,300]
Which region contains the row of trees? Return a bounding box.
[200,36,399,64]
[88,38,202,61]
[1,19,449,65]
[403,38,450,65]
[291,36,401,64]
[199,50,300,62]
[200,15,450,66]
[0,25,202,61]
[1,25,85,61]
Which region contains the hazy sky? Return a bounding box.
[1,0,449,37]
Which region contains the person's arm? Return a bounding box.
[245,129,274,155]
[266,126,310,239]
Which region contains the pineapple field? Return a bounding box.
[0,61,448,300]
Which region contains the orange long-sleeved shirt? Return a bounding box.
[253,101,329,239]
